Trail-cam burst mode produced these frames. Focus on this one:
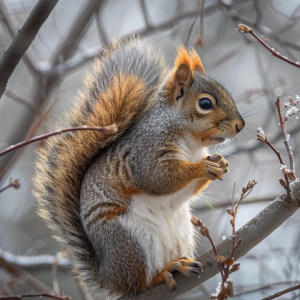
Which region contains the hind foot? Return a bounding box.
[151,257,202,290]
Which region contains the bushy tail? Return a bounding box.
[32,37,167,293]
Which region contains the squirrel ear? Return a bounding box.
[174,63,193,100]
[190,48,205,75]
[175,63,193,86]
[175,45,205,74]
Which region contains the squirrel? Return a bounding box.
[33,37,245,300]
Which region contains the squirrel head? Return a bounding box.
[166,45,245,146]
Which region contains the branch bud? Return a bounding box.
[9,178,21,189]
[279,178,287,189]
[200,225,210,237]
[104,123,118,134]
[238,24,251,33]
[256,127,266,142]
[191,216,203,227]
[287,170,297,181]
[226,279,234,297]
[226,208,233,215]
[230,262,240,272]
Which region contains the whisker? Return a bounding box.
[243,109,270,118]
[245,122,258,127]
[241,104,269,116]
[198,194,220,215]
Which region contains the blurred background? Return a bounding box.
[0,0,300,299]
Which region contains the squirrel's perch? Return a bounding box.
[120,180,300,300]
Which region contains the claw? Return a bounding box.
[153,257,202,290]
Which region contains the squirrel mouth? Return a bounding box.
[211,137,226,144]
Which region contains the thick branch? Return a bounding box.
[119,180,300,299]
[0,0,59,99]
[0,3,36,74]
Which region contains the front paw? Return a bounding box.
[203,154,229,181]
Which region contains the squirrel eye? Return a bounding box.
[198,98,213,110]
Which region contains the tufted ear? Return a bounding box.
[190,48,205,75]
[175,45,205,75]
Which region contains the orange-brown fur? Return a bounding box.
[33,37,243,299]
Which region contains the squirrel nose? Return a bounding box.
[235,120,245,133]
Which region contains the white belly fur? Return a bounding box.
[118,136,207,284]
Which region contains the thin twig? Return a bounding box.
[0,0,59,99]
[0,293,70,300]
[4,89,38,113]
[0,256,52,293]
[46,3,220,77]
[139,0,152,28]
[237,24,300,69]
[234,281,299,297]
[0,125,117,157]
[0,178,20,194]
[275,96,295,172]
[257,127,292,199]
[51,0,106,66]
[260,283,300,300]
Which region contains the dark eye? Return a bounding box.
[199,98,213,110]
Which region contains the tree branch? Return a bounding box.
[119,180,300,299]
[46,4,220,77]
[51,0,106,66]
[0,2,36,74]
[261,283,300,300]
[0,250,70,271]
[0,0,59,100]
[4,89,38,113]
[0,293,70,300]
[238,24,300,68]
[0,125,117,157]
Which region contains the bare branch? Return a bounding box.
[51,0,106,66]
[0,125,117,157]
[4,89,38,113]
[0,249,70,270]
[261,283,300,300]
[139,0,152,28]
[0,256,52,293]
[275,96,296,173]
[119,180,300,299]
[47,3,220,77]
[0,0,59,100]
[256,127,292,200]
[0,293,70,300]
[238,24,300,68]
[0,2,36,74]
